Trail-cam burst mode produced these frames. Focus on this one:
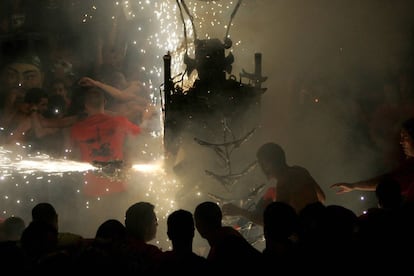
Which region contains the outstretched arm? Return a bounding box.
[330,176,381,194]
[79,77,148,104]
[222,197,272,226]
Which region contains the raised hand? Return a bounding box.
[330,182,354,194]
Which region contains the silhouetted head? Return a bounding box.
[263,201,298,241]
[2,216,26,241]
[256,142,287,178]
[194,201,222,239]
[167,209,195,242]
[31,202,58,231]
[125,202,158,242]
[95,219,126,242]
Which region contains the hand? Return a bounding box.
[142,104,157,121]
[330,182,354,194]
[78,77,97,87]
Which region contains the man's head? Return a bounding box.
[256,142,287,179]
[31,202,58,231]
[24,88,49,114]
[125,202,158,242]
[400,117,414,158]
[194,201,222,239]
[50,79,69,97]
[83,87,106,114]
[1,54,45,91]
[167,209,195,242]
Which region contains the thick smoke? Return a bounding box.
[1,1,414,249]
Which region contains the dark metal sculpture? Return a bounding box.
[162,0,267,198]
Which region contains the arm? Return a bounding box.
[4,117,31,144]
[79,77,148,104]
[330,176,381,194]
[34,113,79,128]
[222,197,272,226]
[30,112,59,138]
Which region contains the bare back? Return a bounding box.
[276,165,322,213]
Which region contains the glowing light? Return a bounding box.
[131,163,163,173]
[0,153,96,175]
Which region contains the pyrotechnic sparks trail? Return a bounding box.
[0,0,248,247]
[0,147,95,175]
[131,162,164,173]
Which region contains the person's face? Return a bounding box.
[400,129,414,158]
[38,97,49,114]
[2,62,44,90]
[258,159,274,180]
[145,212,158,242]
[4,87,24,107]
[52,82,66,96]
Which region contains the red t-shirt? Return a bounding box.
[70,113,140,162]
[70,113,140,196]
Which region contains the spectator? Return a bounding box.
[223,142,326,223]
[123,201,163,274]
[330,117,414,203]
[156,209,209,274]
[194,201,263,274]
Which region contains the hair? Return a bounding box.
[167,209,195,241]
[402,117,414,140]
[125,202,155,239]
[263,201,298,239]
[256,142,286,167]
[194,201,222,229]
[3,53,43,71]
[2,216,26,240]
[95,219,126,241]
[31,202,58,225]
[24,87,48,104]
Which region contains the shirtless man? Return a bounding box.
[222,142,326,225]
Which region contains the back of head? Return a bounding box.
[24,87,48,104]
[32,202,58,229]
[263,202,298,240]
[125,202,156,241]
[167,209,195,241]
[325,205,358,239]
[95,219,126,242]
[20,220,58,258]
[194,201,222,237]
[2,216,26,241]
[256,143,286,174]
